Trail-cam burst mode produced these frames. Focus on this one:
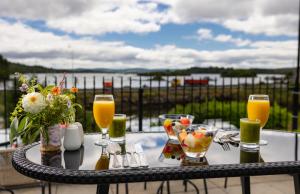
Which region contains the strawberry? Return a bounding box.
[180,117,190,126]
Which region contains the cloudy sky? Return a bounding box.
[0,0,298,69]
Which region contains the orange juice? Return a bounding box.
[247,100,270,127]
[93,101,115,128]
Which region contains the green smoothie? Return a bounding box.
[240,118,260,144]
[109,114,126,138]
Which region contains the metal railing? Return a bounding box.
[0,75,295,133]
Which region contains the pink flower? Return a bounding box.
[19,83,28,92]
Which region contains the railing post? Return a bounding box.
[92,76,96,131]
[175,76,177,112]
[3,79,7,133]
[102,77,105,94]
[138,88,143,132]
[14,77,18,105]
[121,77,123,113]
[129,77,132,131]
[74,77,78,121]
[292,5,300,131]
[83,77,87,129]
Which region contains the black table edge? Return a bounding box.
[12,141,300,184]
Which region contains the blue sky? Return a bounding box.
[0,0,298,69]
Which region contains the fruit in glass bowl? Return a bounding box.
[159,114,194,142]
[175,124,218,158]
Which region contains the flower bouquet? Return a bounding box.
[10,74,81,152]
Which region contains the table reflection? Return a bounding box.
[159,140,185,162]
[64,146,84,170]
[158,140,209,166]
[240,147,264,163]
[41,150,62,168]
[95,146,110,170]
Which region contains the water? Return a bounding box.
[1,73,285,90]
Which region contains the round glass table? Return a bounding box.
[12,131,300,194]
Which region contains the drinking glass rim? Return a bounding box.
[240,118,261,124]
[114,114,126,118]
[94,94,114,98]
[94,94,114,101]
[248,94,269,100]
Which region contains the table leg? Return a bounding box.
[241,176,251,194]
[294,174,300,194]
[48,182,52,194]
[96,184,109,194]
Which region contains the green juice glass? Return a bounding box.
[109,114,126,142]
[240,118,261,150]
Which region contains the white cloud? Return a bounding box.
[215,35,251,47]
[0,0,94,19]
[197,28,213,40]
[167,0,298,37]
[0,0,297,36]
[0,0,167,35]
[195,28,252,47]
[0,20,297,70]
[223,14,298,36]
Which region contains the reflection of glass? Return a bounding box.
[181,156,208,166]
[109,114,126,142]
[174,124,218,158]
[159,114,194,143]
[117,141,129,168]
[240,118,261,150]
[159,140,185,162]
[64,146,84,170]
[93,94,115,146]
[95,147,110,170]
[247,95,270,145]
[240,148,262,163]
[41,151,62,168]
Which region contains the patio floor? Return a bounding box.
[11,175,294,194]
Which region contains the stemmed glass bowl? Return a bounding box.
[174,124,218,158]
[159,114,194,143]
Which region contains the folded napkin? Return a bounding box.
[214,130,240,143]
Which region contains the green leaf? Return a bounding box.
[9,117,18,144]
[37,84,43,92]
[18,116,28,132]
[29,128,40,143]
[44,85,55,91]
[73,103,82,110]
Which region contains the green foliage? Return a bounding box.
[169,101,292,130]
[0,54,65,76]
[0,55,9,79]
[221,69,257,77]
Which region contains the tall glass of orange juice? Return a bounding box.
[247,94,270,145]
[93,94,115,146]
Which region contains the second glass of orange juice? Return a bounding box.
[93,94,115,146]
[247,94,270,145]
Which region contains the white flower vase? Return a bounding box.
[63,123,82,151]
[74,122,84,145]
[40,124,62,152]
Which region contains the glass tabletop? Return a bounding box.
[25,130,300,171]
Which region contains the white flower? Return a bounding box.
[22,92,46,114]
